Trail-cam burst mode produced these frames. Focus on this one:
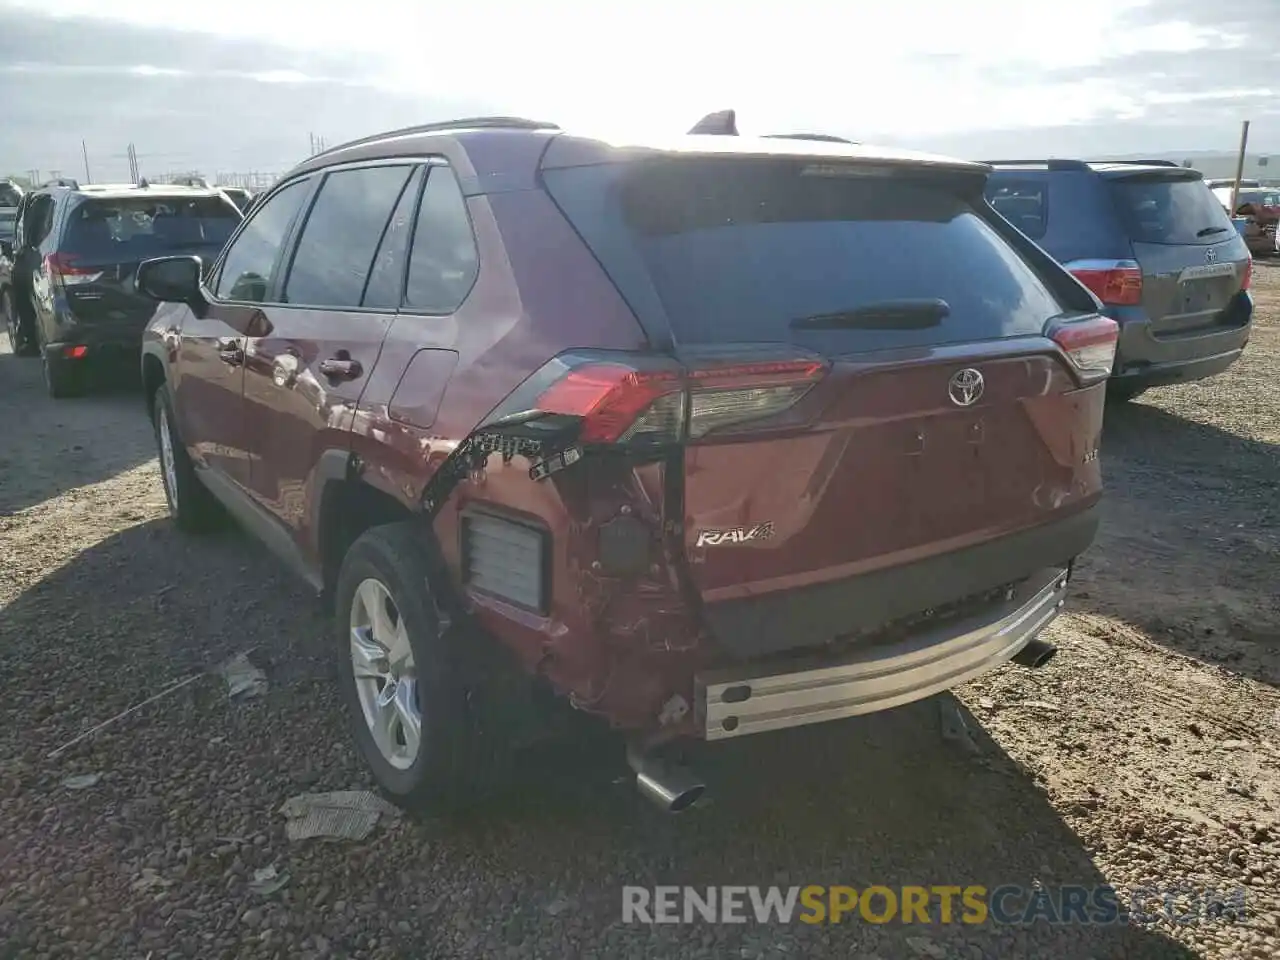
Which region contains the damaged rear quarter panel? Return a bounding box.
[350,182,705,734]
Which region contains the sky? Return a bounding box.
[1,0,1277,183]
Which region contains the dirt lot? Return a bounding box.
[1,268,1277,960]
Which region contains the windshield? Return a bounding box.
[1110,176,1237,245]
[63,195,241,259]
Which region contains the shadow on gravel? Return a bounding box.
[0,351,154,516]
[1,521,1207,959]
[1077,399,1280,687]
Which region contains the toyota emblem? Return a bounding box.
[1205,247,1217,263]
[948,368,985,407]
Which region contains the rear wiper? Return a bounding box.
[790,298,950,331]
[1196,226,1229,237]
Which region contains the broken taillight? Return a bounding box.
[1049,316,1120,380]
[486,351,827,446]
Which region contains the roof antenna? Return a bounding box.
[688,109,738,136]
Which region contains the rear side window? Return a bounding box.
[285,165,415,308]
[985,179,1047,239]
[362,166,425,309]
[545,159,1064,351]
[63,196,240,259]
[1110,175,1236,246]
[404,165,478,313]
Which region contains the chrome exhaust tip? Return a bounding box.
[1012,635,1058,669]
[627,746,706,814]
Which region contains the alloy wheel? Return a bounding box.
[349,577,422,770]
[157,405,179,510]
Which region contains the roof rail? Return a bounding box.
[314,116,561,158]
[1087,158,1182,168]
[40,177,81,189]
[984,159,1090,171]
[763,132,856,144]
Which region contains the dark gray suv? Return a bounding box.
[985,159,1253,402]
[2,180,242,396]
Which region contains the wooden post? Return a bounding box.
[1229,120,1251,216]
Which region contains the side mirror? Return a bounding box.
[137,255,204,305]
[0,239,12,259]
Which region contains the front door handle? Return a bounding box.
[318,357,363,381]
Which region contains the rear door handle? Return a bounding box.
[318,357,363,381]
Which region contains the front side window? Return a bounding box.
[284,165,414,309]
[214,179,310,302]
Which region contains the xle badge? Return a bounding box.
[694,521,775,548]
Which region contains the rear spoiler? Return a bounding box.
[685,112,855,144]
[688,110,739,135]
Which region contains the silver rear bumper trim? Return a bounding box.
[698,567,1068,741]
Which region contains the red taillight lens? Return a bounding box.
[1242,257,1253,291]
[1065,259,1143,307]
[1050,316,1120,379]
[63,345,88,359]
[45,253,102,286]
[521,354,826,445]
[535,364,682,443]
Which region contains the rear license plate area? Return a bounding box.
[1179,278,1217,313]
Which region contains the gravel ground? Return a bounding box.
[1,267,1278,960]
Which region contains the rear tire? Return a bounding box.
[335,522,501,814]
[42,352,84,398]
[2,289,37,357]
[1106,380,1147,404]
[152,384,224,532]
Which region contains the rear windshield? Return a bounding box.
[63,195,240,259]
[544,159,1064,351]
[1110,175,1236,245]
[1236,189,1280,208]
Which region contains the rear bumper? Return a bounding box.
[698,565,1068,740]
[45,317,146,358]
[1109,301,1251,387]
[700,504,1099,659]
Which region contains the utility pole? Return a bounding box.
[126,143,139,184]
[1229,120,1251,217]
[82,140,92,184]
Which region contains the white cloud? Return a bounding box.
[0,0,1254,138]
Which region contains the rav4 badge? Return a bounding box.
[694,521,775,548]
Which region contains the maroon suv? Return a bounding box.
[137,117,1117,813]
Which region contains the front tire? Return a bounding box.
[336,523,496,813]
[42,351,85,399]
[152,384,224,532]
